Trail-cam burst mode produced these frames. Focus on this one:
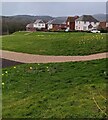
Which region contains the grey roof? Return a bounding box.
[26,23,34,28]
[55,17,68,21]
[76,15,99,22]
[34,19,45,24]
[47,17,67,25]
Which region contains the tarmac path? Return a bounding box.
[0,50,107,63]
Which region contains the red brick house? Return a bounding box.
[97,21,108,31]
[66,16,79,31]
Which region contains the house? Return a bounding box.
[97,21,108,31]
[47,17,67,31]
[26,23,36,32]
[75,15,99,31]
[34,19,47,31]
[66,16,79,31]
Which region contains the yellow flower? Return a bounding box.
[30,67,33,70]
[2,82,4,85]
[14,66,16,69]
[2,74,4,76]
[5,71,8,74]
[46,66,49,69]
[38,64,40,65]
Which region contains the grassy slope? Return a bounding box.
[2,31,106,55]
[2,59,107,118]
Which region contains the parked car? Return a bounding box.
[91,29,100,33]
[65,27,69,32]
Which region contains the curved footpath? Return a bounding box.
[0,50,107,63]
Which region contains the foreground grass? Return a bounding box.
[2,59,107,118]
[2,31,107,55]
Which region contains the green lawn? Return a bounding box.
[2,59,107,118]
[2,31,107,55]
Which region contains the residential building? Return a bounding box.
[26,23,36,32]
[75,15,99,31]
[34,19,47,31]
[66,16,79,31]
[97,21,108,31]
[47,17,67,31]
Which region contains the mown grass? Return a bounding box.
[2,59,107,118]
[2,31,107,55]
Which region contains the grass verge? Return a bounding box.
[2,31,107,55]
[2,59,107,118]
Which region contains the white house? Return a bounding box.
[75,15,99,31]
[34,19,46,30]
[47,19,54,30]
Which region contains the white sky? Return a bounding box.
[1,1,107,16]
[1,0,107,2]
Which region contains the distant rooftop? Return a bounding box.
[26,23,34,28]
[76,15,99,22]
[47,17,68,24]
[34,19,45,24]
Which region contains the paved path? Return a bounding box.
[0,50,107,63]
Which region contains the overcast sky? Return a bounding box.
[2,2,106,17]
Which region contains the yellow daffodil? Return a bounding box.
[2,83,4,85]
[14,66,16,69]
[30,67,33,70]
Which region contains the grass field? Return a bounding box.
[2,31,107,56]
[2,59,107,118]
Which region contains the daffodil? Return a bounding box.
[30,67,33,70]
[5,71,8,74]
[14,66,16,69]
[2,82,4,85]
[104,71,106,76]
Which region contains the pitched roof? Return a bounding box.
[66,16,79,22]
[47,18,67,25]
[34,19,45,24]
[76,15,99,22]
[26,23,34,28]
